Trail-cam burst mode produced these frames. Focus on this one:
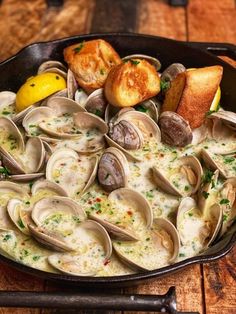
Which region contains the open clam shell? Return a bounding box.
[37,60,67,74]
[90,187,152,241]
[177,197,222,250]
[97,147,129,192]
[152,155,203,197]
[46,148,98,197]
[218,177,236,236]
[210,110,236,131]
[31,179,68,197]
[74,88,88,107]
[7,199,32,235]
[113,217,179,272]
[122,54,161,71]
[83,88,107,117]
[201,148,236,179]
[135,98,160,122]
[48,220,112,276]
[29,196,86,252]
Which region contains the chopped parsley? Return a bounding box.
[223,156,235,164]
[136,105,148,113]
[130,59,140,65]
[184,185,190,191]
[160,80,170,93]
[3,234,12,241]
[223,214,228,222]
[2,111,11,115]
[94,109,102,117]
[219,198,230,205]
[74,41,85,53]
[17,219,25,229]
[100,69,105,75]
[0,167,10,177]
[202,191,209,199]
[202,169,214,184]
[32,256,41,261]
[179,253,185,257]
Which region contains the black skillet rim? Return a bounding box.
[0,32,235,287]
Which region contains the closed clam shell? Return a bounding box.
[37,60,67,74]
[122,54,161,71]
[48,220,112,276]
[97,147,129,192]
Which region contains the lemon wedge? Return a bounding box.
[16,73,66,112]
[210,86,221,111]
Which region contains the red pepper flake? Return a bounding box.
[127,210,133,216]
[88,200,92,205]
[160,153,164,158]
[103,259,110,266]
[96,198,101,202]
[96,210,101,214]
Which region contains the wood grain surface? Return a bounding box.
[0,1,235,314]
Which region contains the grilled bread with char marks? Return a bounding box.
[64,39,121,93]
[104,59,161,107]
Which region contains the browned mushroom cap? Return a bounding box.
[159,111,192,147]
[108,120,143,150]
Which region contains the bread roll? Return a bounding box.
[64,39,121,93]
[104,59,161,107]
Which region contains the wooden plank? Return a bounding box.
[124,264,204,314]
[0,0,95,62]
[0,263,44,314]
[203,247,236,314]
[187,0,236,43]
[137,0,187,40]
[90,0,139,33]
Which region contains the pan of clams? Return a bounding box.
[0,36,235,286]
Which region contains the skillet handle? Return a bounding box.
[187,42,236,61]
[0,287,199,313]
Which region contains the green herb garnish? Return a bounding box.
[74,41,85,53]
[160,80,170,93]
[220,199,230,205]
[202,191,209,199]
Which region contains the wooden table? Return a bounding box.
[0,0,235,313]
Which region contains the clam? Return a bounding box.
[40,89,68,107]
[0,91,16,119]
[74,88,88,107]
[106,110,161,161]
[0,228,56,272]
[29,196,86,252]
[37,60,67,74]
[135,98,160,122]
[192,123,209,145]
[48,220,112,276]
[37,60,67,79]
[31,179,68,197]
[46,148,98,197]
[218,177,236,236]
[113,217,179,271]
[97,147,129,192]
[67,69,78,99]
[0,117,46,177]
[84,88,107,117]
[160,63,186,93]
[152,155,203,197]
[90,188,152,241]
[209,110,236,131]
[159,111,192,147]
[0,181,29,229]
[177,197,222,251]
[122,54,161,71]
[7,199,32,235]
[201,148,236,179]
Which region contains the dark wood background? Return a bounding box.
[0,0,235,313]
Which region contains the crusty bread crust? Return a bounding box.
[162,72,186,112]
[177,65,223,129]
[104,59,161,107]
[64,39,121,93]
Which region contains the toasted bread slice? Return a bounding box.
[104,59,161,107]
[64,39,121,93]
[161,72,186,112]
[177,65,223,129]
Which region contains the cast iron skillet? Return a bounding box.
[0,33,235,288]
